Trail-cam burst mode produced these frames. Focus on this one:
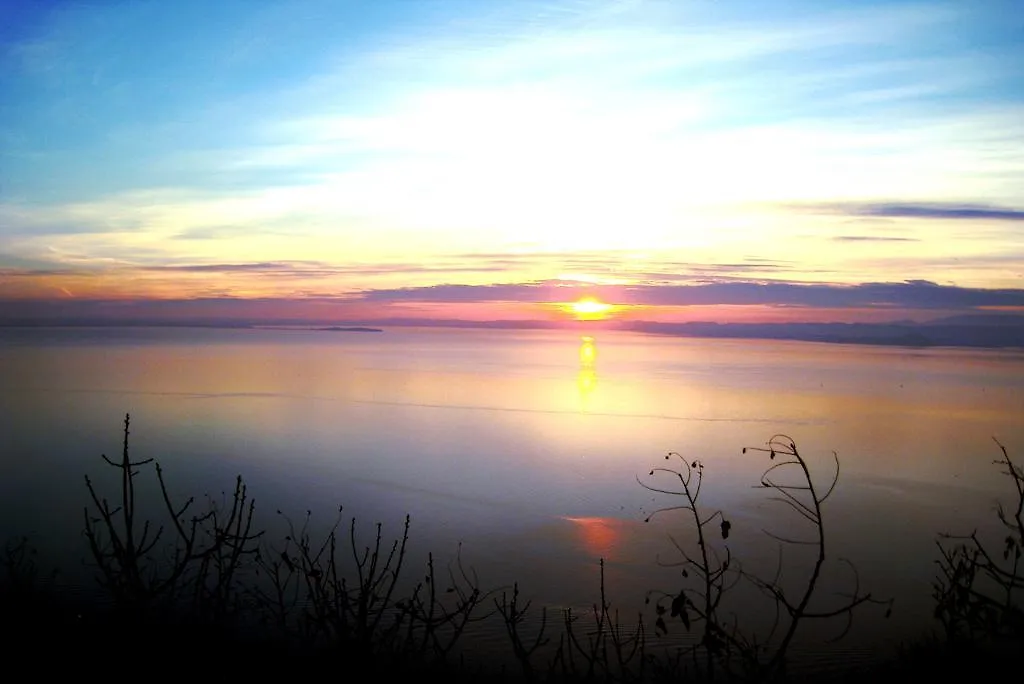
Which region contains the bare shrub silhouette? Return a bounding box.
[639,434,891,682]
[81,414,494,670]
[494,559,647,684]
[48,416,915,680]
[3,536,41,592]
[495,581,555,680]
[83,413,263,626]
[934,438,1024,646]
[252,506,492,666]
[559,559,648,683]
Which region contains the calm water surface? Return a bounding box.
[1,326,1022,671]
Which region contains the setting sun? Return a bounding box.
[568,297,613,320]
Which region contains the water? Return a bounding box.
[1,326,1022,673]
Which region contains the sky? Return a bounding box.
[1,0,1023,326]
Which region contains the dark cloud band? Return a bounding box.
[356,279,1024,310]
[792,202,1024,222]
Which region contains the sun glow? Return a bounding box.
[568,297,613,320]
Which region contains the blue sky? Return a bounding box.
[1,0,1023,322]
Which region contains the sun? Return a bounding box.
[568,297,613,320]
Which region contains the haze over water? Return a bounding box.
[1,326,1021,669]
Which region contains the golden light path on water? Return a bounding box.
[578,336,597,410]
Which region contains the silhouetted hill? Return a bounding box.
[623,316,1024,348]
[316,326,384,332]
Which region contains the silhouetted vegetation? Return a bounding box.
[251,506,492,667]
[933,438,1024,648]
[493,558,649,683]
[83,414,263,627]
[2,416,1021,680]
[638,436,891,682]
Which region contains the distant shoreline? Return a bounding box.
[315,326,383,333]
[1,316,1022,350]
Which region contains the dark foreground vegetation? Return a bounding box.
[2,415,1021,681]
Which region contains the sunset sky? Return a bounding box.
[2,0,1023,325]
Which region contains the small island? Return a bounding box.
[316,326,384,333]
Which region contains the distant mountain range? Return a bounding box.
[619,314,1024,349]
[1,314,1022,349]
[315,326,383,333]
[351,313,1024,348]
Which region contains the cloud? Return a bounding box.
[0,267,87,278]
[142,262,311,273]
[796,202,1024,222]
[832,235,920,242]
[139,261,512,277]
[6,278,1024,326]
[0,260,521,301]
[359,282,555,304]
[355,279,1024,310]
[3,0,1023,298]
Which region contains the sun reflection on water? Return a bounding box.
[563,516,621,561]
[577,336,598,410]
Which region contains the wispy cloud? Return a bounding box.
[137,261,512,277]
[832,235,920,243]
[798,202,1024,222]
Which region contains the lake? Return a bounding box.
[1,326,1022,675]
